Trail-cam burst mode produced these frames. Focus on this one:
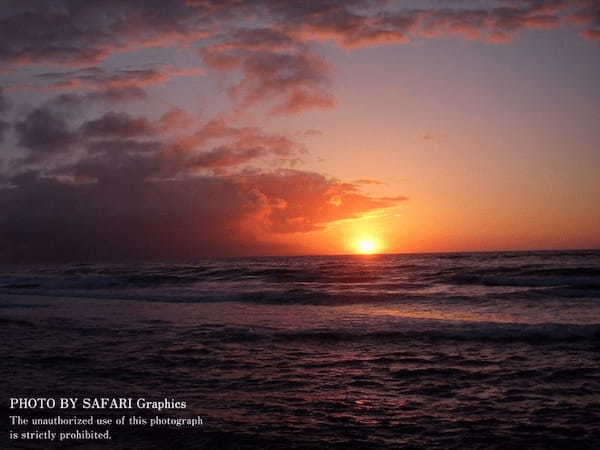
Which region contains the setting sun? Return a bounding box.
[354,238,379,254]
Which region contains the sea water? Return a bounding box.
[2,251,599,448]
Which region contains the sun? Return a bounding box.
[354,238,378,255]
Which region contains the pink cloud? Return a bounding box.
[580,29,600,40]
[202,44,335,115]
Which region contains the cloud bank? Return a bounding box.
[0,95,403,261]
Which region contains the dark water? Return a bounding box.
[2,251,600,448]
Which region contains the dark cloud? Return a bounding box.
[0,166,404,262]
[0,0,595,71]
[0,171,263,261]
[80,112,156,139]
[31,66,201,91]
[0,88,11,115]
[7,94,301,172]
[0,121,8,144]
[188,146,269,170]
[14,107,79,164]
[87,139,163,154]
[0,88,10,143]
[0,0,214,66]
[48,87,148,109]
[59,149,167,185]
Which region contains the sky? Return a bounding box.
[0,0,598,262]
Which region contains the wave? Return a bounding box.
[446,274,600,289]
[1,251,599,303]
[262,324,600,344]
[0,286,401,305]
[1,282,598,305]
[5,316,597,344]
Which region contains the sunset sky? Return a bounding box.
[0,0,599,261]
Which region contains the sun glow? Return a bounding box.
[354,238,379,254]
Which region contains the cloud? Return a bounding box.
[201,43,335,115]
[0,0,214,66]
[279,1,594,46]
[172,118,304,160]
[209,28,297,53]
[14,107,79,164]
[9,96,300,172]
[581,29,600,40]
[188,146,270,169]
[0,171,265,261]
[1,1,595,120]
[36,67,168,90]
[376,5,564,45]
[0,88,11,115]
[86,139,163,155]
[354,179,385,185]
[11,65,202,92]
[0,166,405,262]
[159,108,194,131]
[235,170,405,233]
[48,87,148,108]
[0,88,10,143]
[566,0,600,40]
[299,129,323,138]
[80,112,157,139]
[0,86,405,262]
[0,121,8,144]
[13,105,164,165]
[7,89,307,171]
[284,7,414,48]
[0,0,595,73]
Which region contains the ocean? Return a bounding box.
[2,250,599,449]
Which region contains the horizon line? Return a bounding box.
[2,247,598,266]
